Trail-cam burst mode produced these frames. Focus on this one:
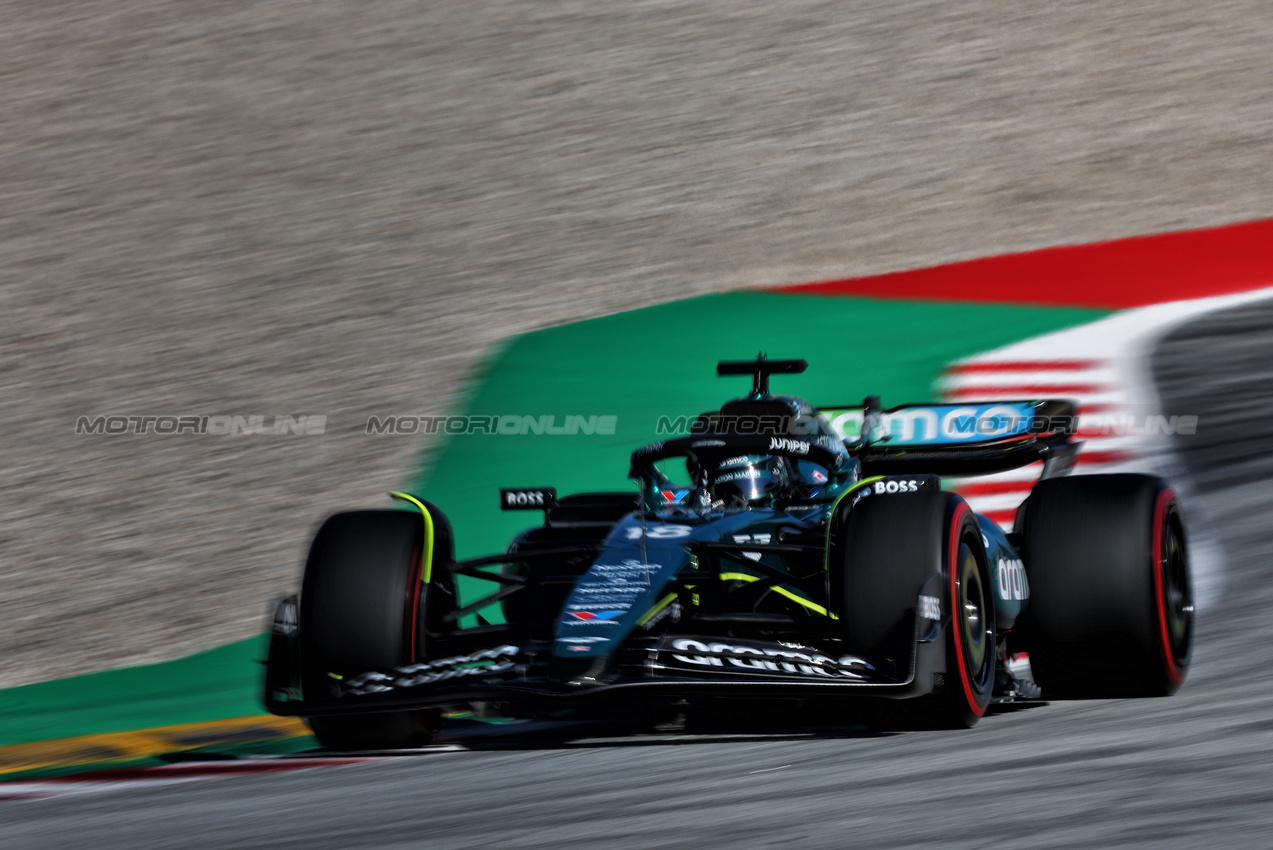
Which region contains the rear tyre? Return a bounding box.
[299,507,457,750]
[834,489,994,729]
[1017,474,1192,698]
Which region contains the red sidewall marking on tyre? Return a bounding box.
[407,544,423,664]
[947,501,985,716]
[1152,488,1184,685]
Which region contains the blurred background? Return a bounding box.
[3,0,1272,688]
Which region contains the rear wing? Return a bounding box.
[819,400,1080,477]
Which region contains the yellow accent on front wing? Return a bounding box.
[718,572,839,620]
[390,492,436,584]
[638,592,679,626]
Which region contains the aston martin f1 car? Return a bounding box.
[264,357,1193,749]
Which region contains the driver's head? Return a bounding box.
[710,455,789,506]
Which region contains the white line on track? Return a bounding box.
[0,751,466,803]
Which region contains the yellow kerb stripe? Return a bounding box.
[0,715,311,777]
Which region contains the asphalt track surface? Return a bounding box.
[6,301,1273,848]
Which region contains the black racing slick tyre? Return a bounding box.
[299,507,457,750]
[1016,474,1192,698]
[834,488,995,728]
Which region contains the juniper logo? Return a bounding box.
[75,415,327,436]
[365,415,617,435]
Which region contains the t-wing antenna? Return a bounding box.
[717,353,808,397]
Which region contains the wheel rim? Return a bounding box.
[957,542,990,677]
[1162,511,1192,666]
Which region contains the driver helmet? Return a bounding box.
[710,455,789,506]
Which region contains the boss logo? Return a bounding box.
[500,488,557,510]
[874,479,920,494]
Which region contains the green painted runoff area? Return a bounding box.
[0,637,270,748]
[0,290,1107,759]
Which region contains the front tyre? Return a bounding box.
[299,508,456,750]
[834,489,994,728]
[932,500,996,727]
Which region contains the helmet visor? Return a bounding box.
[710,456,785,504]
